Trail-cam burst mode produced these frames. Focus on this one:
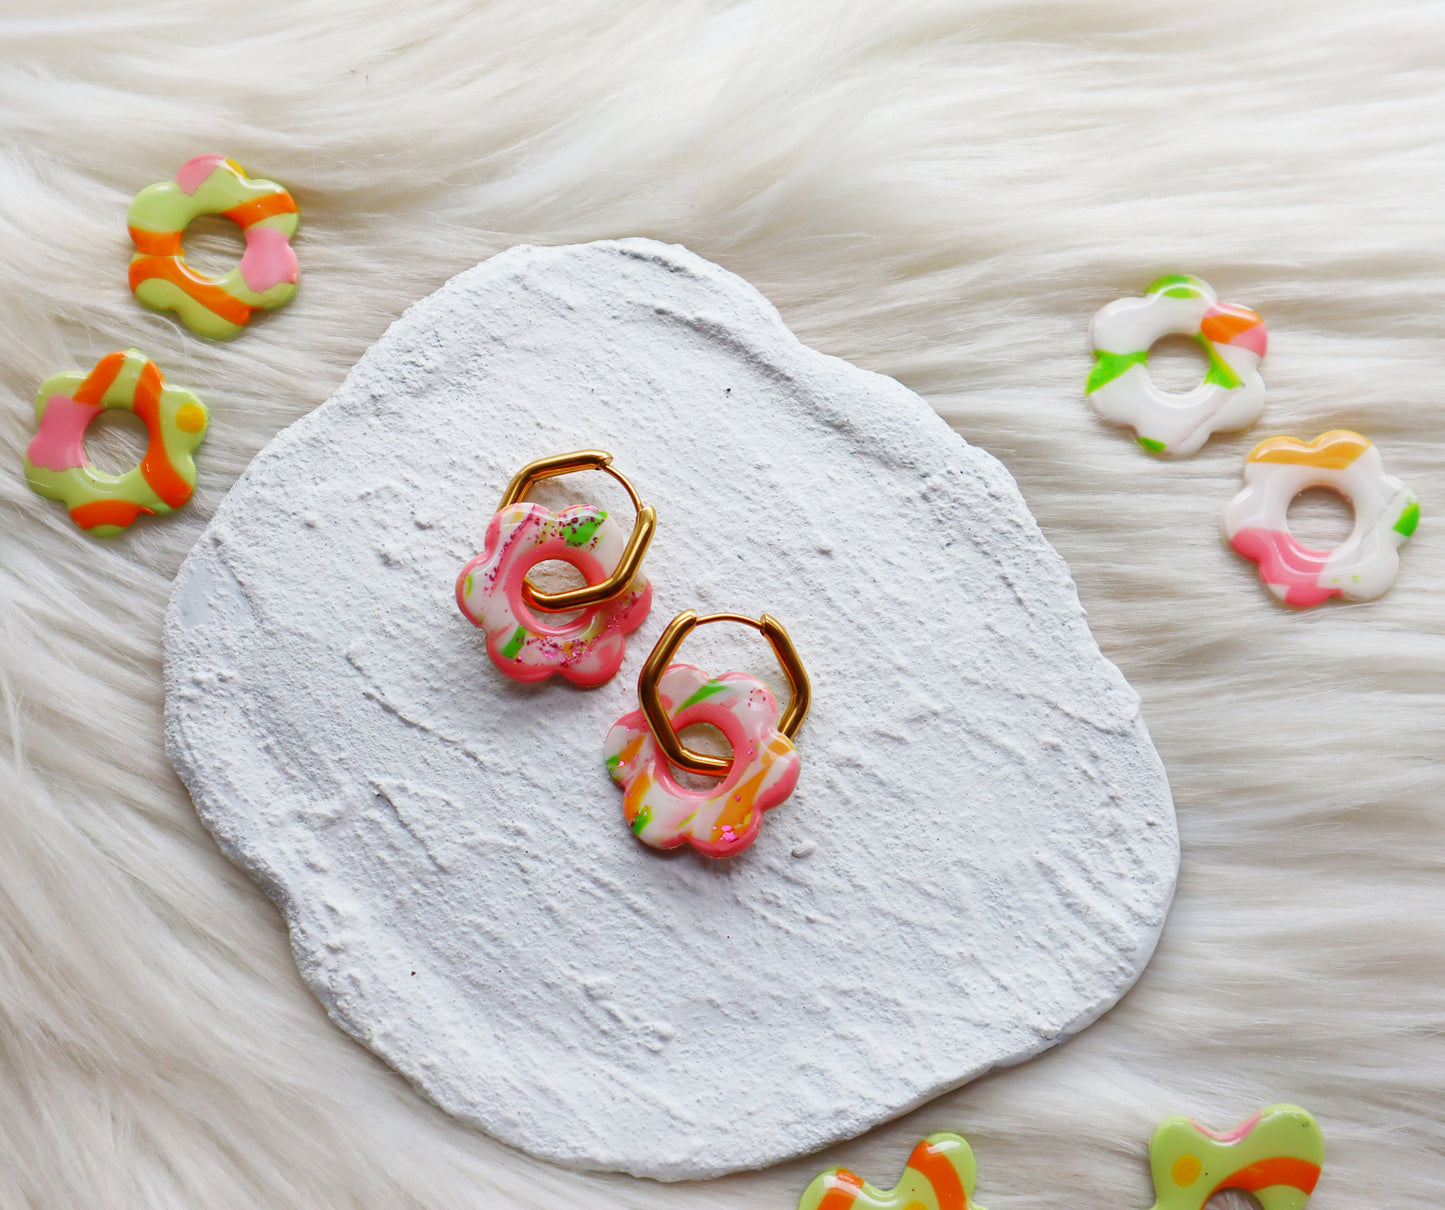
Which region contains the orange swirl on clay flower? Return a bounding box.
[796,1133,983,1210]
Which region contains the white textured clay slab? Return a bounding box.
[164,239,1178,1181]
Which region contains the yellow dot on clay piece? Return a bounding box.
[1171,1154,1203,1187]
[176,403,207,434]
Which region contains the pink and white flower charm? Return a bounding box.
[605,611,810,858]
[456,451,655,686]
[1223,430,1419,607]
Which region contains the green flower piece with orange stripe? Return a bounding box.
[1148,1104,1324,1210]
[797,1134,982,1210]
[23,350,208,536]
[796,1108,1321,1210]
[128,154,299,340]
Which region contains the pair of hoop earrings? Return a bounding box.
[455,450,811,859]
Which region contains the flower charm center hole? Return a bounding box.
[1287,487,1355,550]
[182,213,247,278]
[84,410,149,475]
[673,723,733,789]
[526,558,587,623]
[1146,334,1210,394]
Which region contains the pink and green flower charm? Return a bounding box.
[456,501,651,686]
[606,662,801,858]
[23,349,208,535]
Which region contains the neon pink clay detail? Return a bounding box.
[1202,305,1269,357]
[27,394,101,472]
[240,225,299,292]
[1189,1111,1264,1143]
[1228,323,1267,357]
[1230,527,1340,607]
[175,154,227,195]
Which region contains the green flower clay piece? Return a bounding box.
[128,154,299,339]
[1148,1104,1324,1210]
[23,349,208,536]
[797,1133,982,1210]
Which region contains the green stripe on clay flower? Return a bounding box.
[1198,335,1244,389]
[1086,349,1149,394]
[563,513,605,547]
[500,626,527,660]
[679,680,730,711]
[1148,273,1210,300]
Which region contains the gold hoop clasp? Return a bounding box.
[497,450,657,613]
[638,610,811,776]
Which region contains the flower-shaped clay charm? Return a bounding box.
[605,662,800,857]
[1223,430,1418,607]
[23,348,208,535]
[456,502,651,685]
[128,155,299,340]
[1088,274,1267,457]
[1148,1105,1324,1210]
[796,1134,983,1210]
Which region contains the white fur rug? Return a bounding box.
[1,2,1440,1207]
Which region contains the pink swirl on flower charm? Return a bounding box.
[456,502,650,685]
[605,663,800,857]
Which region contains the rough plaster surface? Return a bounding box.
[163,239,1178,1180]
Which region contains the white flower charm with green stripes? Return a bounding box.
[1087,275,1268,458]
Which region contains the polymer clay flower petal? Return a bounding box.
[1148,1105,1324,1210]
[796,1134,983,1210]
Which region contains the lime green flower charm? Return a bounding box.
[128,155,299,340]
[23,350,208,535]
[1148,1105,1324,1210]
[797,1134,982,1210]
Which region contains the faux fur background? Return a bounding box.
[1,2,1441,1207]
